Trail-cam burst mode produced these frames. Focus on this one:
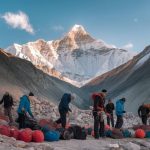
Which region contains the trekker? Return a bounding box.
[17,92,35,129]
[55,93,76,128]
[92,89,107,139]
[138,104,150,125]
[105,99,115,127]
[115,98,126,129]
[0,92,14,124]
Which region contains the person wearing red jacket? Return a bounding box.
[92,89,107,139]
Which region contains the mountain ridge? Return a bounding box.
[5,25,135,87]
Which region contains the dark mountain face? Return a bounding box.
[82,46,150,113]
[0,49,88,108]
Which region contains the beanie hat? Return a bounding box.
[102,89,107,93]
[29,92,34,96]
[121,98,126,102]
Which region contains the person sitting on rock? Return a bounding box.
[0,92,14,124]
[115,98,126,129]
[17,92,35,129]
[55,93,76,128]
[138,103,150,125]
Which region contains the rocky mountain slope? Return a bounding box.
[0,48,87,108]
[82,46,150,113]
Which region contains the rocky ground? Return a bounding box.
[0,134,150,150]
[0,98,150,150]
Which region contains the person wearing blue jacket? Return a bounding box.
[55,93,76,128]
[17,92,34,129]
[115,98,126,129]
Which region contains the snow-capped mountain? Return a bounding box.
[6,24,135,87]
[82,46,150,113]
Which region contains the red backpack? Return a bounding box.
[92,93,104,100]
[92,93,105,111]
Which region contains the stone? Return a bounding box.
[122,142,140,150]
[13,140,29,148]
[109,144,119,148]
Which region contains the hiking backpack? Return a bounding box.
[68,125,87,140]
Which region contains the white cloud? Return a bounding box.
[52,25,64,31]
[1,11,34,34]
[122,43,134,50]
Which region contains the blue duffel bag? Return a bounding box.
[44,130,60,141]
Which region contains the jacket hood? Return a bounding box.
[21,95,28,99]
[117,99,124,104]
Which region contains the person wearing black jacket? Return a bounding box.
[105,99,115,127]
[138,104,150,125]
[0,92,14,123]
[55,93,76,128]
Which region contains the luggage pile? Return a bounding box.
[100,124,150,139]
[0,125,44,143]
[0,116,87,143]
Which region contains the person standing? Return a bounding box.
[17,92,35,129]
[92,89,107,139]
[105,99,115,127]
[138,104,150,125]
[115,98,126,129]
[0,92,14,124]
[55,93,76,128]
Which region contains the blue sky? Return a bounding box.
[0,0,150,52]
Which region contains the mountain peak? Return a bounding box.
[66,24,94,42]
[58,24,95,50]
[69,24,87,35]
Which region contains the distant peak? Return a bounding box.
[35,39,46,43]
[13,43,22,49]
[70,24,87,34]
[13,43,21,46]
[60,24,95,48]
[71,24,85,30]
